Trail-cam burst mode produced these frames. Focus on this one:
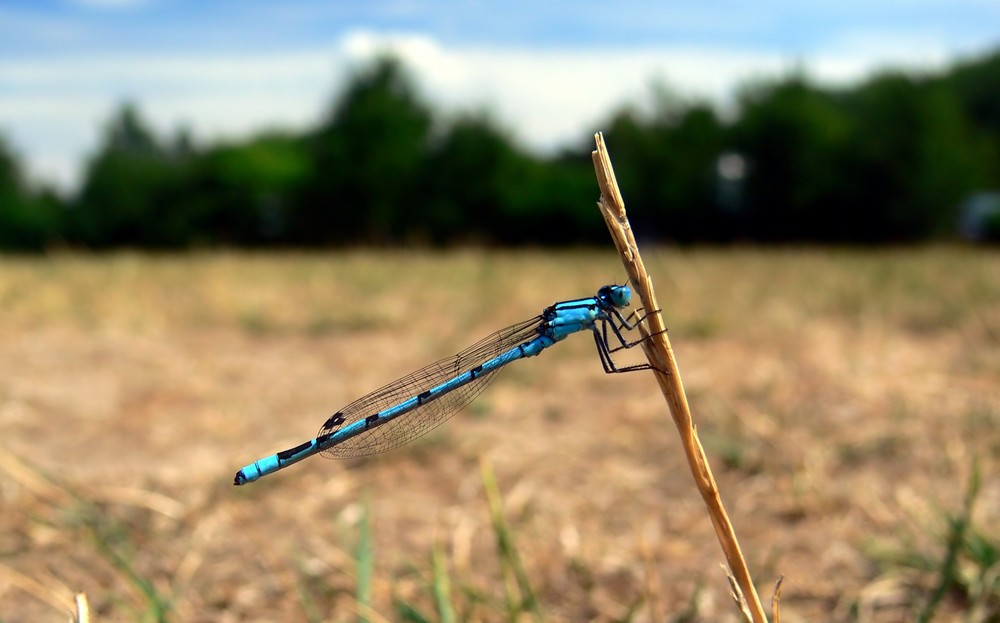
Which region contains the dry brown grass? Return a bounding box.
[1,247,998,621]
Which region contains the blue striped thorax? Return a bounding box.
[540,284,632,342]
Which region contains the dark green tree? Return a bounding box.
[842,72,989,239]
[180,134,310,245]
[48,46,1000,247]
[73,102,188,246]
[420,114,599,244]
[421,114,520,243]
[602,90,727,241]
[730,76,853,240]
[0,135,64,251]
[296,56,432,244]
[946,50,1000,197]
[948,49,1000,148]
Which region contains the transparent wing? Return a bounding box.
[318,315,543,458]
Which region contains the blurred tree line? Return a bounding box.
[2,50,999,251]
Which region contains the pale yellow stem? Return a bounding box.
[592,132,770,623]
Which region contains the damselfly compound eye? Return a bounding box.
[610,285,632,307]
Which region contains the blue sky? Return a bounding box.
[2,0,998,190]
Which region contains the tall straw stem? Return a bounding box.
[592,132,769,623]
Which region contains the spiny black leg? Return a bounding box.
[591,327,656,374]
[593,328,646,374]
[601,311,669,356]
[606,317,635,350]
[617,308,644,329]
[592,329,615,374]
[606,327,669,355]
[604,317,659,353]
[600,315,634,350]
[611,306,663,331]
[601,315,614,351]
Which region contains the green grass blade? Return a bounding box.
[431,540,456,623]
[479,457,541,623]
[356,497,374,623]
[294,572,324,623]
[393,598,430,623]
[918,459,981,623]
[81,508,172,623]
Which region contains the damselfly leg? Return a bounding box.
[592,307,667,374]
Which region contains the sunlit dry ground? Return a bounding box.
[1,248,998,622]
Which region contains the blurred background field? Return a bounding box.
[1,248,999,621]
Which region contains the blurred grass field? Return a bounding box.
[1,247,999,622]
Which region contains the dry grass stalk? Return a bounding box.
[0,445,71,506]
[0,561,78,618]
[591,132,770,623]
[772,576,784,623]
[75,592,91,623]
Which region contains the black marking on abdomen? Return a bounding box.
[470,364,484,379]
[278,440,313,461]
[417,390,432,404]
[365,414,380,428]
[323,412,346,428]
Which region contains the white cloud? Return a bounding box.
[0,48,343,189]
[335,31,969,146]
[0,29,994,191]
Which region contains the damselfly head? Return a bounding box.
[600,284,632,308]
